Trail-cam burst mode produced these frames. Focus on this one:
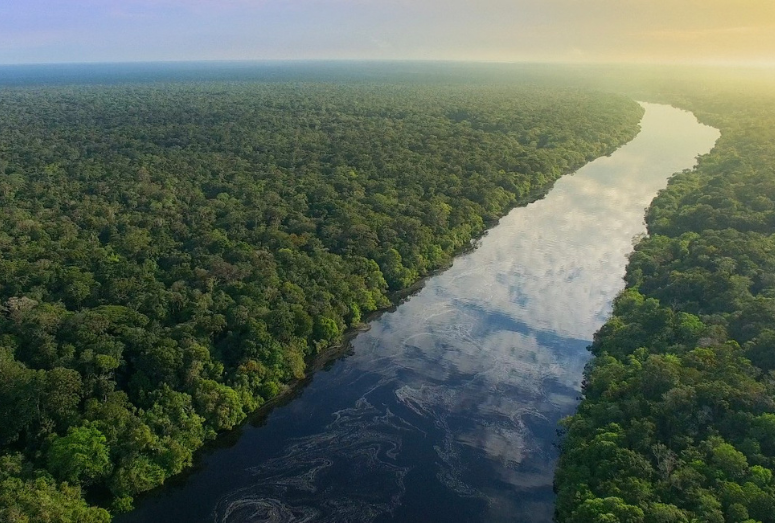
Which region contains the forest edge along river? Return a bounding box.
[120,103,719,523]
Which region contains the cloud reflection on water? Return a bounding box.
[338,103,720,519]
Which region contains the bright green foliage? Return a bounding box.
[313,317,341,343]
[0,454,111,523]
[555,70,775,523]
[47,424,111,484]
[572,497,645,523]
[0,80,643,517]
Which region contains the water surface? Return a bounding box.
[123,103,719,523]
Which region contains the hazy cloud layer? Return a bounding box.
[2,0,773,63]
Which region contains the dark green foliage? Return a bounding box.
[0,80,642,519]
[555,72,775,523]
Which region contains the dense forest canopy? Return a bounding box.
[554,71,775,522]
[0,79,643,520]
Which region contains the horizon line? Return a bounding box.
[2,58,775,69]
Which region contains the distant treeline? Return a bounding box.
[0,81,642,520]
[555,73,775,522]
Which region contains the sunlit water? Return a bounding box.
[122,104,719,523]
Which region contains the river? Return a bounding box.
[121,103,719,523]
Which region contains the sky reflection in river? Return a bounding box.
[123,104,719,523]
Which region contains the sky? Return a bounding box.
[1,0,774,65]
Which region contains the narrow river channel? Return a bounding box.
[122,103,719,523]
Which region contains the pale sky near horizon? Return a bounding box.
[1,0,774,65]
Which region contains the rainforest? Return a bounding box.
[0,74,642,520]
[2,64,775,523]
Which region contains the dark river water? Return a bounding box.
[122,103,719,523]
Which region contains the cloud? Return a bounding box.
[2,0,774,63]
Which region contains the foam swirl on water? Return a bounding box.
[214,398,414,523]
